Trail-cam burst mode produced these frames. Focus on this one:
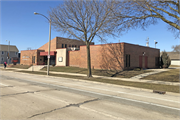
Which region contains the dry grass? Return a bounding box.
[169,65,180,67]
[14,70,179,93]
[41,66,152,78]
[7,64,31,69]
[142,69,180,82]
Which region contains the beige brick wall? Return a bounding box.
[56,48,67,66]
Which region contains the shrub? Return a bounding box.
[134,67,141,71]
[160,51,171,68]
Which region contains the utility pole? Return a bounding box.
[6,40,10,65]
[146,37,149,47]
[154,40,158,48]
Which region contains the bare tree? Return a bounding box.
[49,0,116,77]
[114,0,180,38]
[172,45,180,53]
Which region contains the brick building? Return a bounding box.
[69,43,160,70]
[20,37,93,65]
[20,37,160,70]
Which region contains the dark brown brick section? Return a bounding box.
[124,43,160,69]
[39,37,94,51]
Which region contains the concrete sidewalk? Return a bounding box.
[2,67,180,86]
[130,69,169,79]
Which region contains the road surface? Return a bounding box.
[0,70,180,120]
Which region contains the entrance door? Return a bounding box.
[145,56,148,68]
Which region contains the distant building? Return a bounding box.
[161,52,180,65]
[0,44,19,64]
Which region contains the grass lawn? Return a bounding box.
[41,66,152,78]
[11,70,179,93]
[142,69,180,82]
[7,64,31,69]
[169,65,180,67]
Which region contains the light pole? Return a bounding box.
[6,40,10,65]
[154,40,158,48]
[34,12,51,75]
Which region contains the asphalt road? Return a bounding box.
[0,70,180,120]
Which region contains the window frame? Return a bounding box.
[126,54,130,67]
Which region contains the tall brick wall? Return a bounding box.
[38,37,57,51]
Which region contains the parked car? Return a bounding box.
[11,57,19,65]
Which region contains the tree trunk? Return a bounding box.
[86,43,92,77]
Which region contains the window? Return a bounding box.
[65,44,67,48]
[1,57,4,61]
[126,54,130,67]
[72,45,74,47]
[69,45,71,47]
[155,57,159,66]
[62,44,64,48]
[32,56,35,63]
[2,51,4,55]
[75,45,77,47]
[15,52,18,55]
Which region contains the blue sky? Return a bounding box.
[1,0,179,53]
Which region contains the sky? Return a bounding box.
[0,0,179,53]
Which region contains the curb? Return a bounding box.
[1,69,180,96]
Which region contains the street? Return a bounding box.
[0,70,180,120]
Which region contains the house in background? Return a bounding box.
[161,52,180,65]
[0,44,19,64]
[20,36,160,70]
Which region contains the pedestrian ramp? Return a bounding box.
[28,65,45,71]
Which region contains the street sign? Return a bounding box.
[48,55,50,59]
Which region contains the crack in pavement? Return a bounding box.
[0,86,14,88]
[28,98,100,119]
[0,89,58,97]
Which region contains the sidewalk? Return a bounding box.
[2,67,180,86]
[130,69,169,79]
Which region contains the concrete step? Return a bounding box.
[28,65,45,71]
